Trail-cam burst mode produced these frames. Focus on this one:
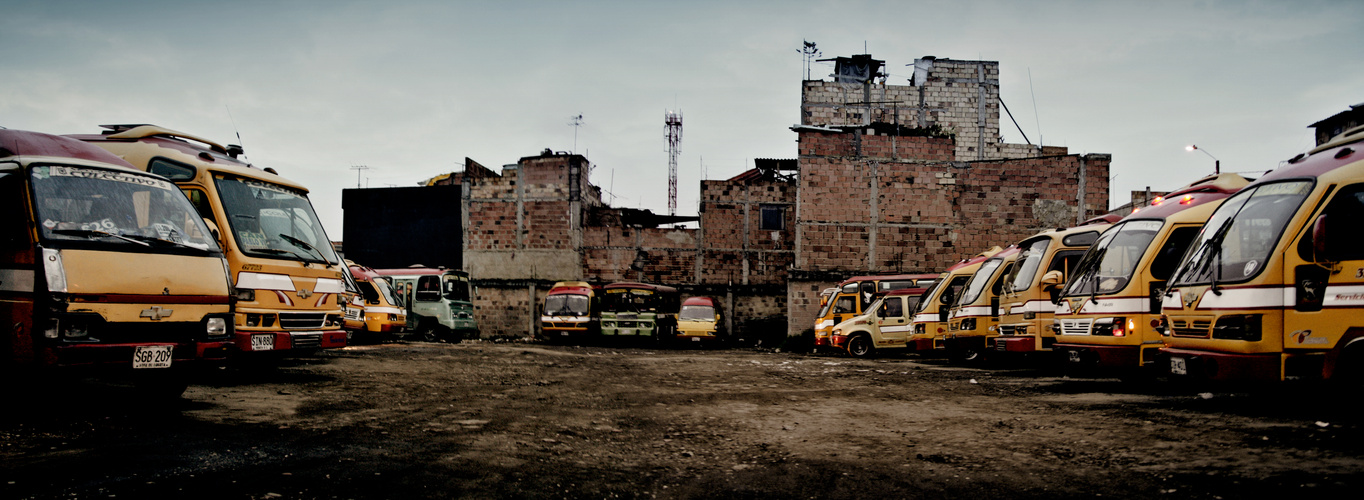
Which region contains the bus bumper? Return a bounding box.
[233,330,347,352]
[1161,348,1282,381]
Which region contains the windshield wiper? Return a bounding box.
[51,228,150,247]
[251,247,309,262]
[278,233,331,264]
[1082,247,1109,305]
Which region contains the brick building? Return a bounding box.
[345,54,1112,343]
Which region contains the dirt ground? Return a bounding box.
[2,340,1362,499]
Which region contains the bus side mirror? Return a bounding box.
[203,217,222,245]
[1312,214,1331,263]
[1040,270,1065,290]
[1041,270,1064,303]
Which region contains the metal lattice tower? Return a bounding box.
[664,110,683,216]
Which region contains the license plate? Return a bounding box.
[1170,356,1188,376]
[132,345,173,369]
[251,334,275,351]
[692,337,701,342]
[560,332,570,336]
[620,329,634,335]
[1067,350,1081,363]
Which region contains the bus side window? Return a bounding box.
[833,296,855,314]
[0,173,30,252]
[416,276,441,302]
[883,297,903,318]
[1304,184,1364,262]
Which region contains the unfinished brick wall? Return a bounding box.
[803,58,1002,161]
[581,226,698,283]
[471,283,540,339]
[698,174,795,286]
[787,127,1109,338]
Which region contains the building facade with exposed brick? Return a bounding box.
[344,54,1112,343]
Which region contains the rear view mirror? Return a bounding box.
[1312,214,1330,263]
[1040,270,1065,290]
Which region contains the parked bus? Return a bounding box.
[812,274,937,352]
[909,248,1003,353]
[944,246,1021,362]
[372,267,478,342]
[1160,126,1364,382]
[539,281,601,342]
[599,282,679,343]
[1,129,233,395]
[995,216,1120,355]
[832,287,930,357]
[1054,174,1247,375]
[675,296,726,345]
[346,262,407,341]
[73,125,348,355]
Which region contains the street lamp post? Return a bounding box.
[1185,145,1220,175]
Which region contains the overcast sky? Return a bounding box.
[4,0,1361,241]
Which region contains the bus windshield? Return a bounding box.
[442,275,471,302]
[1009,237,1053,293]
[1172,181,1312,287]
[1061,220,1163,297]
[914,273,951,314]
[213,175,338,264]
[546,294,590,316]
[604,289,665,312]
[680,305,715,321]
[32,165,218,252]
[957,258,1004,306]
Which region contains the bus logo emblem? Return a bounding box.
[140,306,174,320]
[297,288,313,299]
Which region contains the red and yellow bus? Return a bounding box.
[2,130,233,395]
[74,125,348,355]
[813,274,937,351]
[909,248,1002,353]
[540,281,601,342]
[347,263,408,339]
[1161,126,1364,381]
[995,216,1120,355]
[1053,174,1247,375]
[944,245,1021,362]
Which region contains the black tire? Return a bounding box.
[847,334,874,358]
[418,322,439,342]
[440,327,463,344]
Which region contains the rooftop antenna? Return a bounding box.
[664,110,683,216]
[1029,68,1043,150]
[349,165,370,189]
[568,114,584,153]
[225,105,247,159]
[799,40,821,80]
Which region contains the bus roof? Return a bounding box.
[67,124,311,193]
[0,129,136,168]
[1125,173,1248,220]
[370,267,460,277]
[1259,124,1364,183]
[604,282,678,293]
[883,287,930,297]
[549,282,599,295]
[944,246,1006,272]
[835,273,938,288]
[682,296,719,307]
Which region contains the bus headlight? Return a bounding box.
[960,318,977,331]
[207,317,228,337]
[1212,314,1262,341]
[235,289,256,302]
[1093,317,1127,337]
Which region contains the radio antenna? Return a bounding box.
[225,105,247,159]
